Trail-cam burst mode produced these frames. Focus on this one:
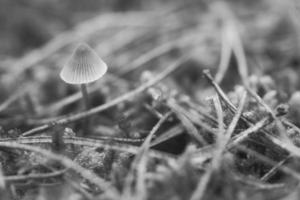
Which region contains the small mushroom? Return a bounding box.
[60,43,107,135]
[60,43,107,110]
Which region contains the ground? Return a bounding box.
[0,0,300,200]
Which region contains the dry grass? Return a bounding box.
[1,0,300,199]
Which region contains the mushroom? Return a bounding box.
[60,43,107,110]
[60,43,107,135]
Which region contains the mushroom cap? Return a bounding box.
[60,43,107,84]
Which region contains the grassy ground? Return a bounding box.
[1,0,300,199]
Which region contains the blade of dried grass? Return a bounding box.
[4,169,67,182]
[223,91,247,141]
[203,70,236,109]
[222,1,294,148]
[167,99,207,145]
[122,112,172,199]
[236,145,300,181]
[212,95,224,137]
[119,29,199,75]
[260,156,292,182]
[168,102,218,135]
[214,23,232,84]
[150,125,184,147]
[135,113,172,199]
[181,98,219,126]
[0,87,29,113]
[228,117,270,148]
[203,70,300,158]
[232,25,292,145]
[192,116,269,167]
[233,173,285,190]
[190,90,247,200]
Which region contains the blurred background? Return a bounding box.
[1,0,300,124]
[0,0,149,56]
[1,0,300,120]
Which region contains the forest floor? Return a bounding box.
[1,0,300,200]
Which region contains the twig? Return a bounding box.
[0,136,175,161]
[203,70,236,110]
[143,103,164,119]
[90,135,145,144]
[4,169,67,182]
[22,56,190,136]
[260,156,292,182]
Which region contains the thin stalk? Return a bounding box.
[80,84,89,110]
[80,84,90,136]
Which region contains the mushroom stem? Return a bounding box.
[80,84,89,110]
[80,84,90,136]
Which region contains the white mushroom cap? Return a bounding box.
[60,43,107,84]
